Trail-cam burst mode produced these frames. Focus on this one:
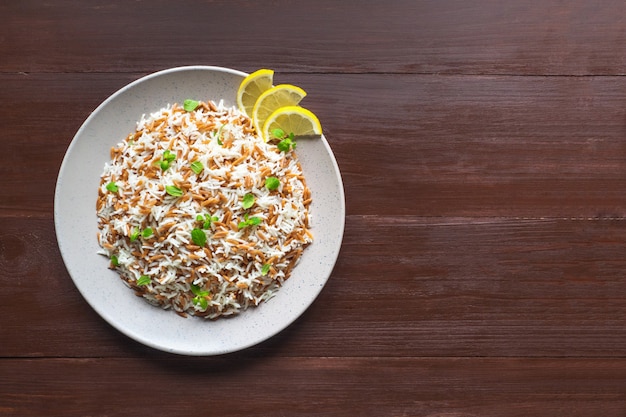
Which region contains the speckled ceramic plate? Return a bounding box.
[54,66,344,355]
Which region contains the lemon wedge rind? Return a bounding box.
[236,69,274,117]
[251,84,307,134]
[262,105,323,143]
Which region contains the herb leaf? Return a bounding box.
[277,140,289,152]
[265,176,280,191]
[190,283,205,296]
[196,298,208,309]
[142,227,153,238]
[106,181,119,192]
[213,124,225,146]
[165,185,183,197]
[277,136,296,152]
[197,213,218,229]
[271,128,286,139]
[190,160,204,175]
[137,275,151,286]
[242,193,255,209]
[190,283,210,309]
[191,228,207,247]
[183,99,200,112]
[130,227,140,242]
[111,255,119,267]
[261,264,271,276]
[159,150,176,171]
[238,214,262,229]
[163,150,176,162]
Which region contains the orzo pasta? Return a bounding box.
[96,99,312,319]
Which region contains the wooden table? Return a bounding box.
[2,1,626,415]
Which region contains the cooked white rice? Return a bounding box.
[96,99,312,319]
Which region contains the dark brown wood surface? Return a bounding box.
[1,1,626,416]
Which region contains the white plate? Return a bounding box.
[54,66,345,355]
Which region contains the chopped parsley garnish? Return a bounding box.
[271,128,286,139]
[190,160,204,175]
[165,185,183,197]
[129,227,140,242]
[159,150,176,171]
[196,213,218,229]
[190,283,210,310]
[238,213,262,229]
[261,264,271,276]
[183,99,200,112]
[106,181,119,193]
[191,228,207,247]
[129,227,152,242]
[277,136,296,152]
[214,125,225,146]
[242,193,255,209]
[272,128,297,152]
[110,255,119,267]
[137,275,151,286]
[265,176,280,191]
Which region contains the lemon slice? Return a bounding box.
[236,69,274,117]
[251,84,307,134]
[262,105,322,143]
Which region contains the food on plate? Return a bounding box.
[96,97,313,319]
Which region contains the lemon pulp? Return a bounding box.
[251,84,307,134]
[262,105,322,143]
[236,69,274,117]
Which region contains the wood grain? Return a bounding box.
[1,357,624,417]
[2,216,625,358]
[2,0,626,75]
[2,0,626,415]
[2,73,626,217]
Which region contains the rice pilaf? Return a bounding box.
[96,99,313,319]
